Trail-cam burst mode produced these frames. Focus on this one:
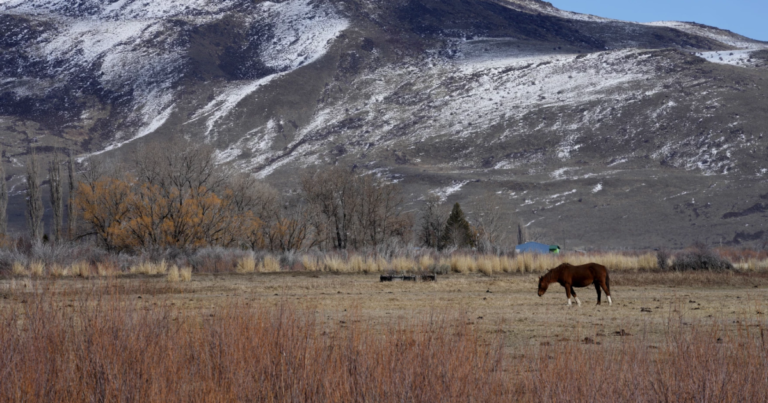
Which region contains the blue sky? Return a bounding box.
[549,0,767,41]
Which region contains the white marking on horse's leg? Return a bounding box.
[575,297,581,306]
[608,296,612,306]
[567,298,572,306]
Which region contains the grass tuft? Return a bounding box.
[258,256,280,273]
[179,267,192,282]
[167,265,180,282]
[236,255,256,274]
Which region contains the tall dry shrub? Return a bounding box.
[524,320,768,402]
[0,291,511,402]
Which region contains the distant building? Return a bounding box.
[515,242,561,254]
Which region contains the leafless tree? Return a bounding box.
[301,166,356,250]
[419,194,448,249]
[474,192,508,251]
[527,227,547,243]
[0,147,7,237]
[26,147,44,241]
[49,152,64,242]
[302,166,411,250]
[350,174,411,249]
[517,221,528,245]
[67,150,77,240]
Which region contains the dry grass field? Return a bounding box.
[2,271,768,401]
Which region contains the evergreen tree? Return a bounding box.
[441,203,475,249]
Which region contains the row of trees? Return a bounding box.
[0,147,78,243]
[1,142,538,253]
[74,142,415,252]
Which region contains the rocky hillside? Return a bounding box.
[1,0,767,249]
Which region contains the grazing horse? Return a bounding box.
[537,263,612,306]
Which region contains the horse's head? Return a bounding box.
[537,275,549,297]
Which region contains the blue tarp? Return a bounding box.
[515,242,556,254]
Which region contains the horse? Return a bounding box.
[537,263,612,306]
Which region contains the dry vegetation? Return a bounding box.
[4,248,767,280]
[1,280,767,402]
[0,286,510,402]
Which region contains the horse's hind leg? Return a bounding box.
[600,278,612,306]
[570,286,581,306]
[595,283,602,305]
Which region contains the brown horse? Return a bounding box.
[537,263,612,306]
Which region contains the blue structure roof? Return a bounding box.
[515,242,555,254]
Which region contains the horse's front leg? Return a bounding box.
[564,284,573,306]
[570,285,581,306]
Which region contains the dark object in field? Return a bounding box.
[380,274,431,282]
[537,263,612,306]
[614,329,631,336]
[641,307,652,313]
[670,249,734,271]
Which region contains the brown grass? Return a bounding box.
[523,320,768,402]
[1,283,767,402]
[0,287,510,402]
[4,248,768,280]
[179,267,192,282]
[235,255,257,274]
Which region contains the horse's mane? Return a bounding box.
[542,263,571,284]
[541,267,559,284]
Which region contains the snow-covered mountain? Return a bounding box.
[1,0,767,248]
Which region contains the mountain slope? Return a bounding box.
[1,0,767,249]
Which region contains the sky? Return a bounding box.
[549,0,768,41]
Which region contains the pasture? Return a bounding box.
[4,271,767,344]
[2,271,768,401]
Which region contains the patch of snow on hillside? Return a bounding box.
[643,21,767,50]
[500,1,613,22]
[550,167,578,180]
[193,0,348,137]
[268,48,670,175]
[258,0,349,70]
[37,19,155,69]
[592,183,603,193]
[0,0,239,20]
[433,181,471,201]
[556,134,581,160]
[215,118,282,166]
[695,50,761,67]
[192,75,281,137]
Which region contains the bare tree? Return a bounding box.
[49,152,64,242]
[527,227,547,243]
[301,166,356,250]
[475,192,507,251]
[0,147,7,237]
[26,147,44,241]
[67,150,77,240]
[419,194,447,249]
[351,174,411,249]
[517,221,528,245]
[301,167,411,250]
